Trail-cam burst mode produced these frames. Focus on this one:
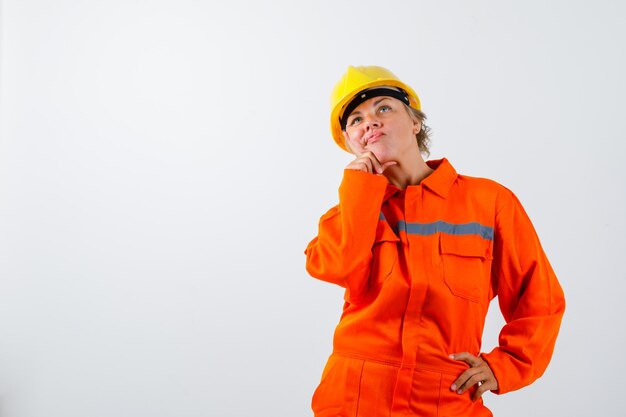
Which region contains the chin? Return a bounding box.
[369,147,394,164]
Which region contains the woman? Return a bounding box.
[305,66,565,416]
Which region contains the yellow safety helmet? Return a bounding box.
[330,65,421,152]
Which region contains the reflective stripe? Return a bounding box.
[379,212,386,221]
[394,220,494,240]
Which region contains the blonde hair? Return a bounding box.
[405,105,431,156]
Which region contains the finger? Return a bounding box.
[450,367,482,393]
[361,152,384,174]
[472,376,497,401]
[456,370,485,394]
[357,160,372,173]
[471,382,488,402]
[358,157,374,173]
[345,162,365,173]
[449,352,480,367]
[450,367,482,391]
[346,157,373,173]
[474,379,497,400]
[380,161,398,173]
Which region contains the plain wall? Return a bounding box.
[1,0,624,416]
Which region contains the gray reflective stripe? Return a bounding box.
[395,220,494,240]
[379,212,386,221]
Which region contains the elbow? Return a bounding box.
[305,244,369,281]
[305,253,352,284]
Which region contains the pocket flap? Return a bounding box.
[440,233,492,259]
[375,219,400,243]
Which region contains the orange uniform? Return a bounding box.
[305,159,565,416]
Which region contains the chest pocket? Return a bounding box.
[370,220,400,286]
[440,233,493,303]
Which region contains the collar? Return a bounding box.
[422,158,458,198]
[383,158,457,200]
[384,183,401,201]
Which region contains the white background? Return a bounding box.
[0,1,624,416]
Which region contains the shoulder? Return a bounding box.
[453,172,520,213]
[456,172,513,194]
[456,173,509,193]
[430,158,512,199]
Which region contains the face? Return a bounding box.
[343,96,421,163]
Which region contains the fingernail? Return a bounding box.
[450,384,456,391]
[449,354,455,359]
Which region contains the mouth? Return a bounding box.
[364,131,384,146]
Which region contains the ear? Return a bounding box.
[412,118,422,135]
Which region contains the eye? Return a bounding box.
[378,105,392,113]
[348,116,362,126]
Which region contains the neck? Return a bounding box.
[384,156,433,189]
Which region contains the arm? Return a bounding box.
[305,169,388,303]
[481,190,566,394]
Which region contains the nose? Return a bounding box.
[365,116,381,130]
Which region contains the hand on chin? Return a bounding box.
[363,145,388,164]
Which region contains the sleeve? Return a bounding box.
[304,169,389,304]
[481,190,566,394]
